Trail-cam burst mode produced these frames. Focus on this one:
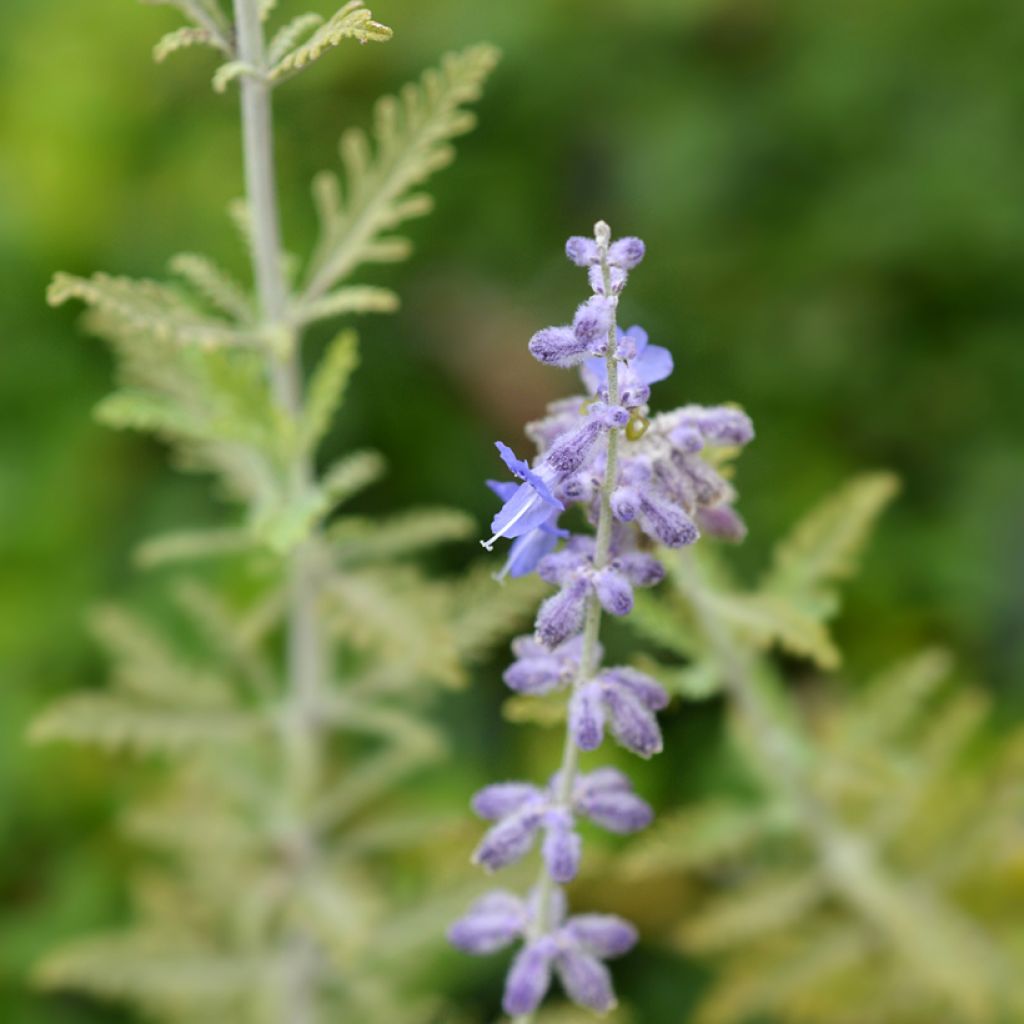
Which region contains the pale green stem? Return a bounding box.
[233,1,322,1020]
[512,223,622,1024]
[673,550,1006,1018]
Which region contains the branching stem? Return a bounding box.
[234,1,322,1020]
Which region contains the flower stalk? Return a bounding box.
[451,223,755,1020]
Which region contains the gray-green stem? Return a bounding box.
[234,1,322,1020]
[513,223,622,1024]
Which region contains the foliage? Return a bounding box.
[33,3,505,1021]
[618,476,1024,1024]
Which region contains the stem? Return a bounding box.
[233,2,321,1020]
[513,223,622,1024]
[673,550,1006,1017]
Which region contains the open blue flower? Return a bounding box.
[482,442,565,554]
[582,325,673,407]
[486,481,568,579]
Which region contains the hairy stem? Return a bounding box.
[673,550,1005,1017]
[513,223,622,1024]
[234,1,322,1020]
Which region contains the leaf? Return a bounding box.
[639,655,722,700]
[36,931,276,1007]
[302,45,500,301]
[29,694,262,754]
[301,330,359,451]
[448,565,547,667]
[330,508,475,564]
[153,26,225,63]
[268,2,393,83]
[320,449,386,508]
[703,590,841,670]
[267,12,324,65]
[170,252,253,321]
[293,284,399,327]
[763,472,900,619]
[619,801,795,879]
[49,272,251,349]
[627,589,700,658]
[134,526,252,568]
[680,872,825,952]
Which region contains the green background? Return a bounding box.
[1,0,1022,1020]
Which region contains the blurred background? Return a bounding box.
[1,0,1023,1020]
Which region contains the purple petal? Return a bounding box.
[573,296,614,353]
[608,236,645,270]
[448,891,526,954]
[536,547,590,586]
[566,236,598,267]
[529,325,591,367]
[621,325,648,357]
[542,810,581,884]
[503,939,556,1016]
[575,766,633,797]
[487,482,555,547]
[486,479,519,502]
[600,667,669,711]
[593,567,634,617]
[697,407,755,446]
[697,504,748,542]
[500,527,560,580]
[602,687,664,759]
[535,577,590,647]
[503,653,568,695]
[565,914,638,958]
[569,681,606,752]
[588,263,627,296]
[614,552,665,587]
[544,418,605,478]
[636,492,699,548]
[472,809,544,872]
[471,782,543,820]
[576,788,654,834]
[555,947,616,1013]
[634,342,673,386]
[610,486,640,523]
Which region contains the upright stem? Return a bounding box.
[233,2,321,1020]
[514,224,622,1024]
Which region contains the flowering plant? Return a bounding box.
[451,221,754,1019]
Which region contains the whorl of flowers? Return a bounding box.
[450,223,754,1019]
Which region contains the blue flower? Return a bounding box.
[582,325,673,407]
[486,480,568,579]
[482,442,565,554]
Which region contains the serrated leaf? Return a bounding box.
[293,284,399,327]
[330,508,474,564]
[135,526,252,568]
[29,694,262,754]
[300,330,359,451]
[36,931,276,1006]
[170,252,253,321]
[320,449,386,508]
[681,872,825,952]
[154,26,225,62]
[49,272,250,349]
[627,589,700,658]
[302,44,499,301]
[703,590,841,670]
[619,801,795,879]
[763,473,900,619]
[268,2,392,83]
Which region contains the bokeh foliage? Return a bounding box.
[1,0,1022,1021]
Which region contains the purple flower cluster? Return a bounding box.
[451,224,754,1018]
